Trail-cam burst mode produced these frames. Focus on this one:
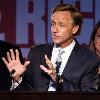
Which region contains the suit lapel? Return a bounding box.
[44,43,54,60]
[62,42,82,78]
[39,43,53,91]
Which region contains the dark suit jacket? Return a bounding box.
[0,40,24,91]
[15,40,100,91]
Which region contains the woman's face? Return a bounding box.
[94,27,100,56]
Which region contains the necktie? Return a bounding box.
[49,49,64,91]
[55,49,64,90]
[56,49,64,75]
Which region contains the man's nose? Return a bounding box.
[52,26,58,33]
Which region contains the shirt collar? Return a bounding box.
[53,40,76,53]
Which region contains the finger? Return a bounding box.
[45,55,53,70]
[10,49,15,60]
[40,65,52,74]
[15,49,19,60]
[45,55,52,66]
[2,57,9,67]
[7,52,11,62]
[40,65,48,72]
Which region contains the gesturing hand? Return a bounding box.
[2,49,30,81]
[40,55,56,81]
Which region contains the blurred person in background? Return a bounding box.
[89,20,100,90]
[0,40,24,91]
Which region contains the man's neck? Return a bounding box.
[55,39,75,49]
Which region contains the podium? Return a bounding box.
[0,92,100,100]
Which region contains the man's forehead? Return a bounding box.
[51,12,73,24]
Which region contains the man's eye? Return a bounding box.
[59,24,64,27]
[96,35,100,38]
[51,23,55,26]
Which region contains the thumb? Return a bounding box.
[23,61,30,68]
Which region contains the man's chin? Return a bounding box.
[53,41,60,44]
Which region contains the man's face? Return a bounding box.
[94,27,100,56]
[51,11,79,48]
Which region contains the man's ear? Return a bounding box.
[72,25,79,35]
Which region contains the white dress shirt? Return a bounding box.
[48,40,76,91]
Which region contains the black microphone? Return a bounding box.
[56,76,63,91]
[10,69,19,84]
[10,69,16,75]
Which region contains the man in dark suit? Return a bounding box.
[0,40,24,91]
[2,4,100,91]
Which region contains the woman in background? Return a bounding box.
[89,20,100,90]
